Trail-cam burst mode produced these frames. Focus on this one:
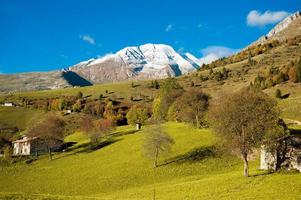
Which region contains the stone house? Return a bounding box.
[260,135,301,172]
[12,136,47,156]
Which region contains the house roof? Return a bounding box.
[13,136,38,143]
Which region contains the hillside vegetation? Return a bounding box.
[1,15,301,200]
[0,123,300,200]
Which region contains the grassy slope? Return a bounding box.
[1,80,156,101]
[0,123,300,200]
[180,44,301,123]
[0,44,300,199]
[0,107,46,130]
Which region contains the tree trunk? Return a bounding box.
[154,147,159,168]
[242,153,249,177]
[35,149,39,159]
[195,115,199,129]
[48,148,52,160]
[241,126,249,177]
[275,140,288,171]
[153,188,156,200]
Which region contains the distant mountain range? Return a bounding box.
[69,43,201,83]
[0,11,300,93]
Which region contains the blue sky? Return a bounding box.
[0,0,300,74]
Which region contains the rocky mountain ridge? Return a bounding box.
[69,44,200,83]
[250,11,301,47]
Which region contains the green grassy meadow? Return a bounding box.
[0,80,156,102]
[0,107,46,130]
[0,122,300,200]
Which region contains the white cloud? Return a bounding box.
[199,46,239,65]
[60,54,68,59]
[165,24,173,32]
[247,10,290,27]
[79,35,96,45]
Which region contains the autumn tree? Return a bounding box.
[126,105,149,127]
[209,89,280,177]
[143,124,174,168]
[83,101,105,117]
[0,134,12,159]
[80,115,115,144]
[80,115,101,144]
[152,78,183,121]
[72,99,82,112]
[28,115,66,160]
[104,101,117,123]
[168,89,210,128]
[288,57,301,82]
[296,57,301,82]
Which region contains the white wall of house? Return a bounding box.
[4,103,13,107]
[260,146,276,170]
[13,141,31,156]
[260,145,301,172]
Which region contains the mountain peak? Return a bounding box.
[69,43,200,83]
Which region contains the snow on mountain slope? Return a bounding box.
[113,43,198,74]
[70,44,200,83]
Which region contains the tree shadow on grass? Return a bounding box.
[53,138,121,160]
[108,129,140,137]
[251,170,274,177]
[54,128,139,160]
[160,146,216,167]
[289,128,301,135]
[60,142,77,152]
[85,138,122,152]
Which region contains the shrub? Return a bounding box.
[3,146,12,160]
[72,100,82,112]
[288,66,298,82]
[275,89,282,99]
[77,91,83,99]
[126,105,149,126]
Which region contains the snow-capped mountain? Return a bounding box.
[70,44,200,83]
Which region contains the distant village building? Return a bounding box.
[260,136,301,172]
[12,136,47,156]
[135,123,142,130]
[3,102,13,107]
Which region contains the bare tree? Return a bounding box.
[28,114,66,160]
[209,89,280,177]
[143,124,174,168]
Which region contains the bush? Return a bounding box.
[3,146,12,160]
[275,89,282,99]
[289,66,298,82]
[126,105,149,125]
[77,91,83,99]
[72,100,82,112]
